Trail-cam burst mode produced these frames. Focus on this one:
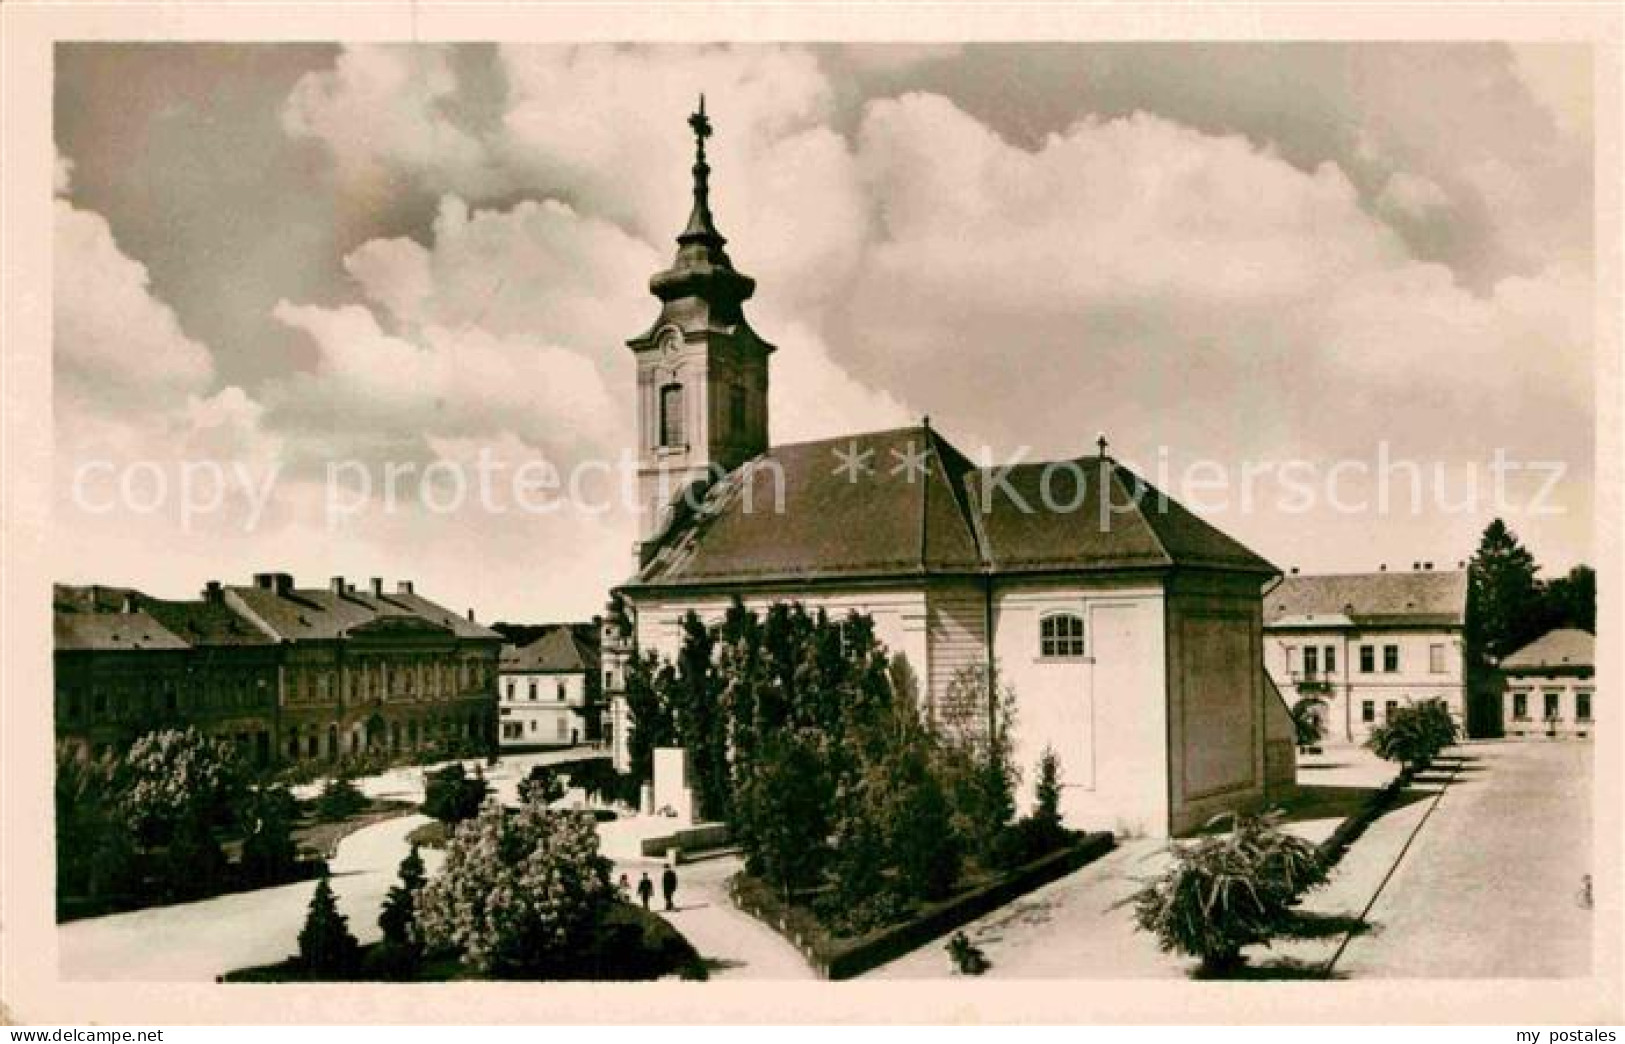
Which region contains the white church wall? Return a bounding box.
[991,577,1170,839]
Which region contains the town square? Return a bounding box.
[5,23,1614,1029]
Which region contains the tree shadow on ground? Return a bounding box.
[1280,910,1373,941]
[1206,956,1349,981]
[1265,783,1434,828]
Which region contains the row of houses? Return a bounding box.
[54,572,609,767]
[54,573,503,766]
[1261,565,1594,742]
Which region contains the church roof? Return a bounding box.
[1263,569,1468,629]
[627,424,1277,590]
[1501,628,1593,672]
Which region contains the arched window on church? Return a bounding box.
[660,383,685,448]
[1039,613,1086,659]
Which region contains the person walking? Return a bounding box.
[636,871,654,910]
[617,872,630,897]
[662,864,678,912]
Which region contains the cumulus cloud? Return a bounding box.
[54,43,1597,616]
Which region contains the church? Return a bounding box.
[604,101,1296,838]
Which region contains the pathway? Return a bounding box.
[1329,740,1593,978]
[58,813,439,981]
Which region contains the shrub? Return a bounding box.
[416,796,614,977]
[421,762,489,826]
[121,728,243,846]
[371,845,427,978]
[297,872,361,976]
[1126,811,1327,976]
[1290,698,1327,750]
[315,775,368,822]
[1366,701,1458,772]
[517,764,565,806]
[934,665,1019,868]
[56,743,139,906]
[239,784,301,885]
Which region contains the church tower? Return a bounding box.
[627,97,773,564]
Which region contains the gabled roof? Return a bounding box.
[1264,570,1468,629]
[227,585,502,643]
[629,424,1276,589]
[501,626,597,673]
[1501,628,1594,672]
[54,610,188,652]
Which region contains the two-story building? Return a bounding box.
[498,625,600,749]
[1263,566,1469,744]
[53,573,503,765]
[1500,628,1595,739]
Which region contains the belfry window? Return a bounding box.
[1040,613,1086,659]
[660,383,686,448]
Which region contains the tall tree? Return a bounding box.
[1542,564,1596,633]
[1466,519,1545,662]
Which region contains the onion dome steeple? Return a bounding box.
[648,94,757,321]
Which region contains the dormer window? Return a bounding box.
[659,383,685,448]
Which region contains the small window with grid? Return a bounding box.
[1039,613,1086,659]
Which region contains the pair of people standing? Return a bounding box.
[634,866,678,912]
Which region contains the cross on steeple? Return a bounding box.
[689,94,712,156]
[1096,433,1109,459]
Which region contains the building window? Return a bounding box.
[1384,700,1398,721]
[1283,645,1297,674]
[506,680,515,699]
[1577,691,1592,722]
[1544,692,1561,721]
[557,681,566,702]
[1039,613,1085,659]
[605,669,615,689]
[1362,700,1375,723]
[1383,645,1399,673]
[659,383,685,448]
[729,383,747,435]
[1513,691,1529,721]
[1323,646,1336,674]
[1303,646,1319,678]
[1429,643,1446,674]
[1359,645,1375,674]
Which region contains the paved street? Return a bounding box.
[1331,740,1593,978]
[59,813,441,981]
[873,742,1594,979]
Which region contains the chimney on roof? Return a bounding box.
[1412,561,1421,570]
[1457,559,1466,569]
[330,576,345,594]
[275,573,293,595]
[467,608,476,622]
[203,580,223,604]
[370,577,384,597]
[1424,561,1434,570]
[1290,566,1300,575]
[253,573,274,590]
[120,593,138,613]
[1379,563,1387,571]
[397,580,414,595]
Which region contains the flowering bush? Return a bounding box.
[417,798,613,977]
[120,728,242,846]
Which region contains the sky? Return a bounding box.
[53,43,1595,622]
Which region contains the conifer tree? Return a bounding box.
[297,872,360,977]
